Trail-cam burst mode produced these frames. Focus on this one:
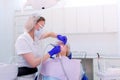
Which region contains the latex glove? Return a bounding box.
[57,35,67,44]
[82,73,88,80]
[48,46,61,57]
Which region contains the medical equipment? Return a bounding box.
[59,56,69,80]
[96,53,120,80]
[24,0,60,10]
[50,43,58,47]
[81,52,88,80]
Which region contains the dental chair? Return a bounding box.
[36,57,84,80]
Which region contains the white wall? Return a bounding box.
[67,33,118,57]
[0,1,5,62]
[0,0,15,63]
[117,0,120,56]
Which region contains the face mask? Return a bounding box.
[34,25,44,38]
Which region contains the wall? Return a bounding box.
[117,0,120,56]
[0,0,5,62]
[0,0,15,63]
[67,33,118,57]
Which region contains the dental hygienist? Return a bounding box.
[15,14,67,80]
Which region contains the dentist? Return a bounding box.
[15,14,67,80]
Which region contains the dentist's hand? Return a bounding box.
[48,46,61,57]
[57,35,67,44]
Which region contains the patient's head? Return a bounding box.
[56,41,70,57]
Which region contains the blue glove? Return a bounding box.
[82,73,88,80]
[48,46,61,57]
[57,35,67,44]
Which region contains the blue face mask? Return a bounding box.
[35,25,44,38]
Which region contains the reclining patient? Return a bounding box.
[40,42,84,80]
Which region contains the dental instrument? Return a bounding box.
[24,0,60,10]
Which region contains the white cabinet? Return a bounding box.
[77,5,118,33]
[51,8,65,33]
[14,5,118,36]
[77,7,90,33]
[63,7,77,34]
[76,5,118,34]
[103,5,118,32]
[89,6,104,33]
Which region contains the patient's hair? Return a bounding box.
[66,43,70,56]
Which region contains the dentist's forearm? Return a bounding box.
[40,32,58,39]
[49,32,58,38]
[22,53,50,68]
[41,53,50,62]
[32,53,50,67]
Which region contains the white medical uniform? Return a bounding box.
[15,32,44,80]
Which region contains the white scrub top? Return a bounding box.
[15,32,44,67]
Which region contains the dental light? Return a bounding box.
[24,0,60,9]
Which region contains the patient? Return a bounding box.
[40,42,84,80]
